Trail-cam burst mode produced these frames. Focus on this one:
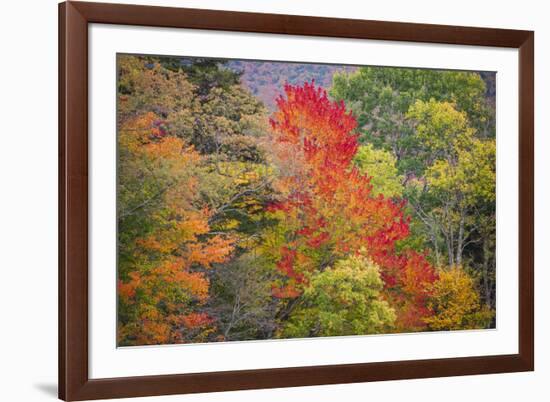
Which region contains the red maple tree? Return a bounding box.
[268,82,437,329]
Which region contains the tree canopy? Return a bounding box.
[116,55,496,346]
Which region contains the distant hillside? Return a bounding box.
[227,60,357,110]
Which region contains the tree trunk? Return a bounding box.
[448,215,455,268]
[430,228,440,267]
[482,236,495,308]
[456,211,465,267]
[446,235,454,267]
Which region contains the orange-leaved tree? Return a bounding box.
[117,112,235,345]
[266,82,437,330]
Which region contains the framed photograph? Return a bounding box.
[59,1,534,400]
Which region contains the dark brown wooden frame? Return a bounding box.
[59,1,534,400]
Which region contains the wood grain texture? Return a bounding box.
[72,1,531,48]
[59,2,89,400]
[518,32,535,370]
[58,1,534,400]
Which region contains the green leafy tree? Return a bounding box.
[330,67,491,175]
[207,253,279,341]
[406,100,495,269]
[353,144,403,198]
[280,254,396,338]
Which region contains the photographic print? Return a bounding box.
[116,54,496,347]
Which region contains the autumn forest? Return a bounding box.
[117,55,497,346]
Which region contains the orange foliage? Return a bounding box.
[118,271,141,301]
[269,82,437,329]
[118,111,236,345]
[181,312,214,329]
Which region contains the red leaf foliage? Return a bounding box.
[269,82,438,329]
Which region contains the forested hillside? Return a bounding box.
[227,60,356,110]
[116,55,496,346]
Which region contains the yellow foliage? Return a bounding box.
[424,268,494,331]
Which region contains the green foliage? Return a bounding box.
[116,55,273,345]
[146,56,242,96]
[407,99,475,161]
[189,84,267,157]
[118,54,268,160]
[330,66,492,175]
[331,65,496,309]
[116,55,497,345]
[426,138,496,205]
[208,253,278,341]
[280,254,396,338]
[405,99,496,269]
[353,144,403,198]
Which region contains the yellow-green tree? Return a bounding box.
[406,100,495,269]
[280,254,396,338]
[330,67,492,174]
[353,144,403,198]
[424,268,494,330]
